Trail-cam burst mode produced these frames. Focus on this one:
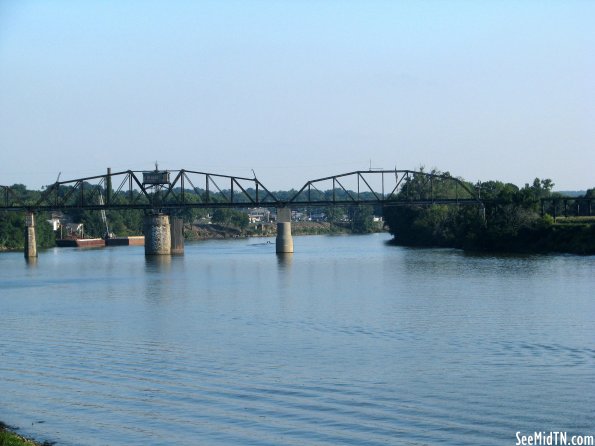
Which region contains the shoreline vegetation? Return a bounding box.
[386,215,595,255]
[0,422,48,446]
[383,175,594,255]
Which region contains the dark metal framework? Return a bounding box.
[1,168,482,212]
[285,170,481,207]
[0,170,277,212]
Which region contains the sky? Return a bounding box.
[0,0,593,191]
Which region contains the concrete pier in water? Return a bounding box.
[144,214,172,255]
[276,207,294,253]
[24,212,37,258]
[170,217,185,255]
[143,214,185,255]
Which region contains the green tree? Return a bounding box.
[36,216,56,248]
[0,212,55,250]
[325,206,345,223]
[212,208,232,224]
[0,212,24,250]
[212,208,248,229]
[350,205,374,233]
[230,211,249,229]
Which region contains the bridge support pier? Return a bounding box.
[144,214,171,255]
[24,212,37,258]
[276,208,293,254]
[170,217,184,255]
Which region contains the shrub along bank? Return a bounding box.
[384,179,594,255]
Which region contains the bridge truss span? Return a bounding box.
[285,169,481,207]
[2,167,486,258]
[0,169,279,212]
[1,167,482,212]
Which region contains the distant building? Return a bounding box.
[47,211,64,231]
[248,208,271,223]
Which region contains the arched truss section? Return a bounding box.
[286,170,481,206]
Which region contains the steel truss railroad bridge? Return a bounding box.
[1,168,481,212]
[1,167,485,257]
[4,167,588,257]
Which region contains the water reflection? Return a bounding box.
[276,253,294,295]
[25,256,38,267]
[276,253,293,269]
[144,255,172,272]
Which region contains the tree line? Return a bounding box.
[0,184,380,250]
[383,171,594,254]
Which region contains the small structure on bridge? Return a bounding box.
[142,169,170,186]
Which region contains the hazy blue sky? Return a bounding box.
[1,0,593,190]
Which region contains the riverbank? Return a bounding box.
[0,422,47,446]
[387,223,595,255]
[0,221,386,252]
[185,221,383,240]
[385,206,595,255]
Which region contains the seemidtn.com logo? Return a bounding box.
[516,432,594,446]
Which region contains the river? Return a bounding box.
[1,233,594,445]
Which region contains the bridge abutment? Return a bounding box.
[143,214,171,255]
[276,208,293,254]
[24,212,37,258]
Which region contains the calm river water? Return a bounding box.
[1,233,594,445]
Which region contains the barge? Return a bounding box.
[56,236,145,248]
[56,237,106,248]
[106,236,145,246]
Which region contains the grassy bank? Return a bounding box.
[0,423,45,446]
